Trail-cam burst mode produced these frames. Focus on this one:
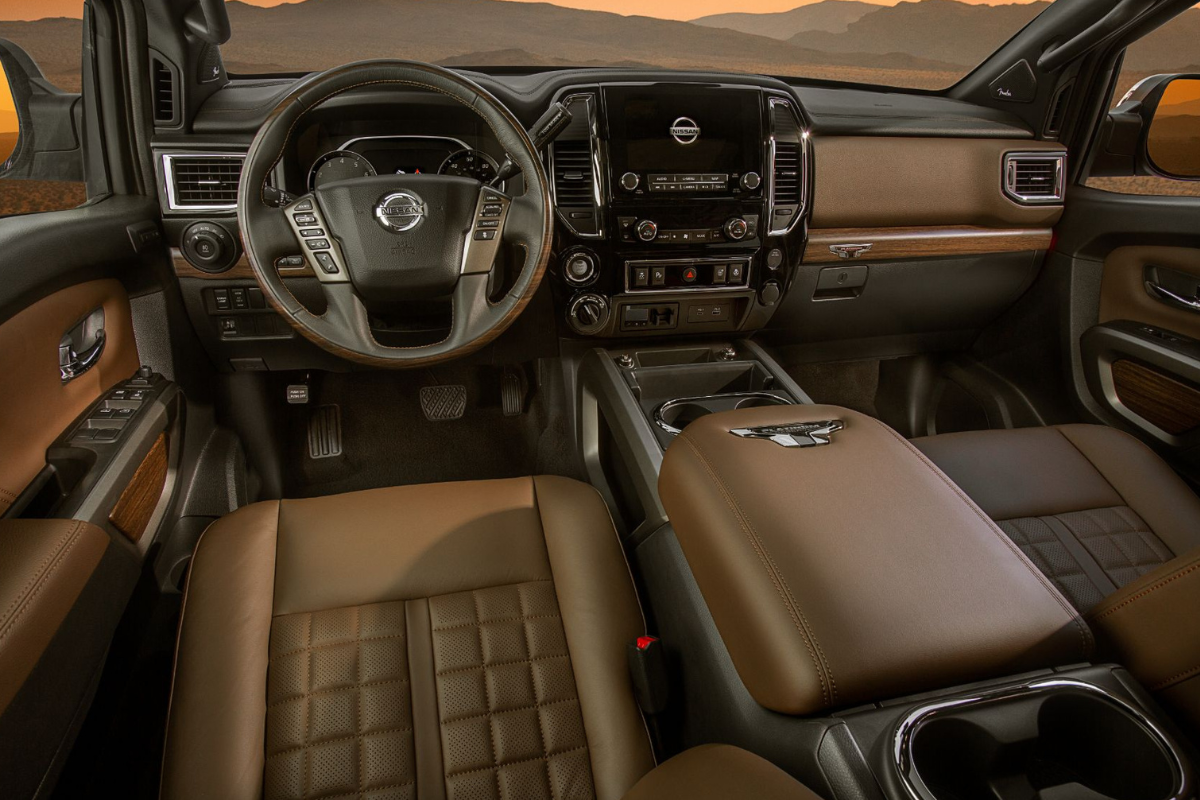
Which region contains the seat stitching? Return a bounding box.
[445,745,588,780]
[271,633,409,660]
[432,613,563,632]
[677,432,834,706]
[355,606,363,799]
[269,677,411,708]
[518,587,555,798]
[436,652,572,678]
[0,520,85,644]
[442,696,580,726]
[472,590,503,799]
[870,419,1094,657]
[1151,663,1200,691]
[266,726,416,759]
[0,520,82,625]
[1090,561,1200,620]
[307,779,415,800]
[304,612,312,798]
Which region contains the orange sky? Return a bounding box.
[2,0,1048,22]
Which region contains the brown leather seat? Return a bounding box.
[161,476,657,800]
[913,424,1200,730]
[911,424,1200,613]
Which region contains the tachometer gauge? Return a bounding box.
[308,150,377,191]
[438,149,499,183]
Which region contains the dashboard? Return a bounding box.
[153,68,1065,372]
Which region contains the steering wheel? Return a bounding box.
[237,61,553,368]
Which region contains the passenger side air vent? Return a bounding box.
[163,154,244,211]
[1003,152,1065,205]
[549,92,601,237]
[151,57,178,126]
[1044,82,1072,137]
[768,96,805,235]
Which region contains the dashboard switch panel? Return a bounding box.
[625,257,751,293]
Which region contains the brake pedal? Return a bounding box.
[307,404,342,459]
[501,367,526,417]
[420,385,466,421]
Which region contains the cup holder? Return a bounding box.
[897,679,1187,800]
[654,392,791,435]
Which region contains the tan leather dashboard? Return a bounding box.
[810,137,1065,230]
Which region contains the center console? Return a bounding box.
[549,84,808,338]
[568,346,1197,800]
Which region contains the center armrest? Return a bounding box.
[658,405,1094,716]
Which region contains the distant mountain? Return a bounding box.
[0,18,83,91]
[789,0,1048,66]
[220,0,959,77]
[692,1,881,40]
[0,1,83,22]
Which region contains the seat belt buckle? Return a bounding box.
[627,635,669,716]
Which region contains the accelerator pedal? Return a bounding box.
[501,367,527,417]
[420,385,466,422]
[307,404,342,459]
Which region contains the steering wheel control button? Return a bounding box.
[306,239,331,250]
[477,219,499,229]
[313,253,339,274]
[473,230,496,241]
[299,228,326,237]
[293,214,316,225]
[293,199,313,212]
[481,204,502,217]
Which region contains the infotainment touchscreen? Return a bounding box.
[603,85,762,178]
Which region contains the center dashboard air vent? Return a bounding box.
[163,154,244,211]
[1003,152,1065,205]
[549,92,601,238]
[768,95,806,235]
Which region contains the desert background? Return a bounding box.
[0,0,1197,198]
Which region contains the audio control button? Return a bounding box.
[620,172,640,191]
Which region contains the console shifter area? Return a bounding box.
[548,83,808,339]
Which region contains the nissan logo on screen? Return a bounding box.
[669,117,700,145]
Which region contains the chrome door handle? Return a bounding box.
[1145,280,1200,314]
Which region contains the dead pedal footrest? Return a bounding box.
[420,385,466,421]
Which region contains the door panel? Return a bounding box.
[0,279,139,514]
[1099,245,1200,339]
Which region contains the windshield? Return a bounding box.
[220,0,1053,90]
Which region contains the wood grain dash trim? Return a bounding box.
[1113,360,1200,436]
[804,226,1053,264]
[172,249,315,280]
[109,433,168,542]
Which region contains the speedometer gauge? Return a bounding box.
[308,150,377,191]
[438,149,499,183]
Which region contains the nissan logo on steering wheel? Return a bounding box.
[669,117,700,145]
[374,191,426,233]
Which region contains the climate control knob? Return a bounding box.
[636,219,658,242]
[562,250,599,286]
[620,172,640,191]
[568,293,610,336]
[740,172,762,191]
[723,217,749,241]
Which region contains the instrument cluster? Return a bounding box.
[306,135,500,191]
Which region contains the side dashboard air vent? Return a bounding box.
[552,141,595,205]
[768,96,805,235]
[549,92,601,237]
[1003,152,1065,205]
[163,154,244,211]
[151,57,178,126]
[1044,82,1072,137]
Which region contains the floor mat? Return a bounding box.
[282,362,582,498]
